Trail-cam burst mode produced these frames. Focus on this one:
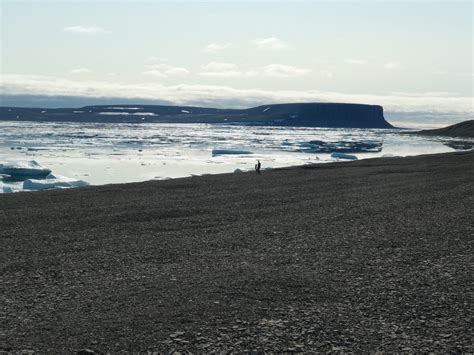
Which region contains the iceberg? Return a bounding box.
[212,149,253,156]
[0,160,51,177]
[331,152,358,160]
[0,182,14,193]
[23,173,89,191]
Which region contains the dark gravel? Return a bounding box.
[1,152,473,352]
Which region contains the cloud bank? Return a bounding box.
[1,74,472,118]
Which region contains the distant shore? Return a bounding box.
[1,151,473,352]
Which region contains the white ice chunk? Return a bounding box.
[331,152,358,160]
[263,107,270,112]
[23,173,89,191]
[181,110,190,114]
[0,160,51,176]
[0,182,14,193]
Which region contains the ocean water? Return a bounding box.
[0,121,469,192]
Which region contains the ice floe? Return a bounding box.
[0,160,51,176]
[331,152,358,160]
[0,183,15,193]
[23,173,89,191]
[300,140,382,153]
[0,160,89,193]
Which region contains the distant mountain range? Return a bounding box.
[416,120,474,138]
[0,102,394,129]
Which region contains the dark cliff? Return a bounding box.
[0,102,393,128]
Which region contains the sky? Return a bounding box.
[0,0,472,127]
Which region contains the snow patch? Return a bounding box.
[105,107,142,110]
[98,112,157,116]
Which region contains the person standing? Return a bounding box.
[255,160,261,174]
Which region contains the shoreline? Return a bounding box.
[1,151,473,352]
[3,147,472,194]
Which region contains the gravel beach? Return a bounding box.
[1,152,473,352]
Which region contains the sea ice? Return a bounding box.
[331,152,358,160]
[0,160,52,176]
[303,140,383,153]
[23,173,89,191]
[212,149,253,156]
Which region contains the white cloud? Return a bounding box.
[145,56,168,63]
[263,64,310,78]
[164,67,190,76]
[63,26,109,35]
[253,37,288,50]
[199,62,258,78]
[204,43,231,53]
[385,62,401,70]
[142,70,167,78]
[1,74,472,116]
[319,70,334,78]
[344,59,367,65]
[143,64,190,78]
[70,68,91,74]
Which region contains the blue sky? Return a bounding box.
[0,0,472,126]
